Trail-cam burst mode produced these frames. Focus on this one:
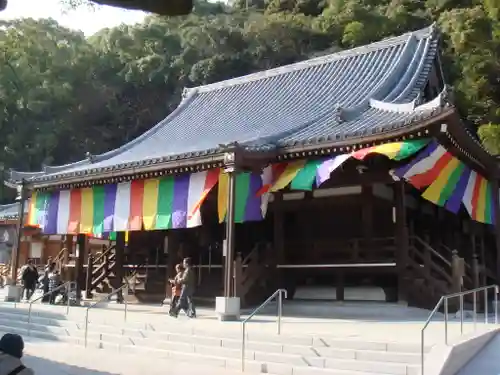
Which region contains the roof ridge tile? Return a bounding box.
[187,25,436,96]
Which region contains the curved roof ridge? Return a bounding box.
[369,85,446,115]
[188,24,437,96]
[415,92,446,111]
[8,170,46,182]
[335,34,418,121]
[369,98,417,113]
[0,203,19,210]
[43,159,91,174]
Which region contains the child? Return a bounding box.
[168,264,184,316]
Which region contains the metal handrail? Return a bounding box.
[420,285,499,375]
[241,289,287,372]
[28,281,75,336]
[84,281,130,347]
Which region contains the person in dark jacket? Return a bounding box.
[40,263,53,303]
[47,265,61,305]
[170,257,196,318]
[20,261,38,301]
[0,334,34,375]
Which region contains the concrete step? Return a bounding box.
[13,317,423,369]
[0,313,423,364]
[0,304,424,375]
[0,308,428,354]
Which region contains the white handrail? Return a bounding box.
[420,285,499,375]
[241,289,287,371]
[84,281,130,347]
[28,281,75,336]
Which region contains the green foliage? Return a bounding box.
[478,124,500,155]
[0,0,499,203]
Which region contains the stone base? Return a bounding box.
[3,285,21,302]
[215,297,240,322]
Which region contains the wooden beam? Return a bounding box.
[75,234,86,303]
[394,181,409,303]
[361,185,373,240]
[115,231,126,303]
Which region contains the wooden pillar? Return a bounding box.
[451,250,464,293]
[274,192,285,287]
[64,235,73,253]
[167,232,180,298]
[492,180,500,282]
[394,181,409,302]
[479,227,487,286]
[9,181,27,286]
[361,185,373,241]
[75,234,86,303]
[85,254,94,299]
[234,252,243,299]
[472,253,480,289]
[224,168,237,297]
[115,231,126,303]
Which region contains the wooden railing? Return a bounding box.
[405,236,466,308]
[437,243,475,289]
[234,243,275,305]
[85,245,116,297]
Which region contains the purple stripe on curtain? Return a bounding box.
[172,175,190,229]
[244,173,263,222]
[43,191,60,234]
[103,184,117,232]
[394,140,439,178]
[445,168,471,214]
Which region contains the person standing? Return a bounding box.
[0,333,34,375]
[47,264,61,305]
[170,257,196,318]
[167,264,184,316]
[20,260,38,301]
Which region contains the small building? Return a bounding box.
[6,24,499,308]
[0,202,116,282]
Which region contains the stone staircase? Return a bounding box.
[0,301,430,375]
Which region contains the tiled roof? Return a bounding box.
[0,202,26,220]
[11,24,447,184]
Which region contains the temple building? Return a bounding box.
[5,24,499,312]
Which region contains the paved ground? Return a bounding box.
[457,331,500,375]
[3,300,497,374]
[22,339,243,375]
[13,299,495,345]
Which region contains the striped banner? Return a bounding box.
[218,171,265,223]
[257,140,428,196]
[28,170,220,235]
[395,142,494,225]
[27,139,431,232]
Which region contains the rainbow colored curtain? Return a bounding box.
[395,140,495,225]
[28,169,220,235]
[27,140,428,233]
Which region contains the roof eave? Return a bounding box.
[444,111,499,178]
[22,153,227,189]
[279,107,455,156]
[18,109,457,190]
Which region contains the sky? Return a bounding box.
[0,0,147,35]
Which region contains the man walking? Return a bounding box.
[20,260,38,301]
[170,257,196,318]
